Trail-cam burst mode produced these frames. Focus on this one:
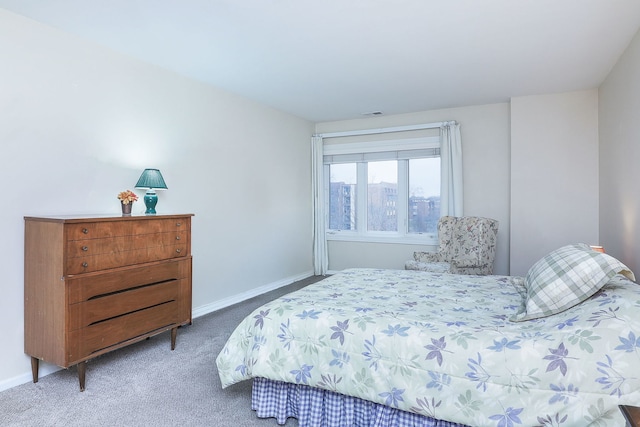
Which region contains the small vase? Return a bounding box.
[121,202,132,216]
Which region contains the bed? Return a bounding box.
[217,244,640,426]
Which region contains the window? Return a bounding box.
[324,137,440,243]
[329,163,356,231]
[408,157,440,234]
[368,160,397,232]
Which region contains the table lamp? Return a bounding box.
[135,168,168,214]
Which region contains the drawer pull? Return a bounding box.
[175,236,181,241]
[82,262,89,268]
[82,228,89,234]
[82,246,89,251]
[176,222,182,227]
[175,248,182,254]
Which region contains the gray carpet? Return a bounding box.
[0,275,326,427]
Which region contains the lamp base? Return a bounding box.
[143,191,158,215]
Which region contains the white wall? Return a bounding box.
[0,10,314,389]
[510,90,600,276]
[599,28,640,274]
[316,103,511,275]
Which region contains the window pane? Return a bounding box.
[329,163,356,230]
[368,161,397,231]
[408,157,440,233]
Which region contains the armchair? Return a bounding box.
[405,216,499,275]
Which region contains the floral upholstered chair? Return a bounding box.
[405,216,499,275]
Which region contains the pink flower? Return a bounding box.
[117,190,139,205]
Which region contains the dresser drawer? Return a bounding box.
[67,259,189,304]
[66,218,189,241]
[69,280,181,331]
[66,231,187,258]
[67,301,180,361]
[66,243,187,274]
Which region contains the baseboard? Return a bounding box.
[192,269,315,319]
[0,363,61,393]
[1,270,314,393]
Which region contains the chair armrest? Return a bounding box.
[450,266,487,275]
[450,256,492,275]
[413,251,442,263]
[450,256,482,268]
[405,260,451,273]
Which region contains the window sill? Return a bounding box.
[326,232,437,246]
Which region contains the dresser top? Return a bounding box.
[25,213,194,223]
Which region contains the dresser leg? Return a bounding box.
[30,357,39,383]
[171,327,177,350]
[77,362,86,392]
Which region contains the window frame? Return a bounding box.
[324,136,440,245]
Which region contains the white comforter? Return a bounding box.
[217,268,640,426]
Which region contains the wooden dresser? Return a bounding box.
[24,213,193,391]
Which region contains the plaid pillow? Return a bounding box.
[511,243,635,322]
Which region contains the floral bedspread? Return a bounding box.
[216,268,640,426]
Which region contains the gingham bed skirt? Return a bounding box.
[251,377,466,427]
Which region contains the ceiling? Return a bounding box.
[2,0,640,123]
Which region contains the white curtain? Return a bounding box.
[440,121,463,216]
[311,136,328,275]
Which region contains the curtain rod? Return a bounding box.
[313,121,455,139]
